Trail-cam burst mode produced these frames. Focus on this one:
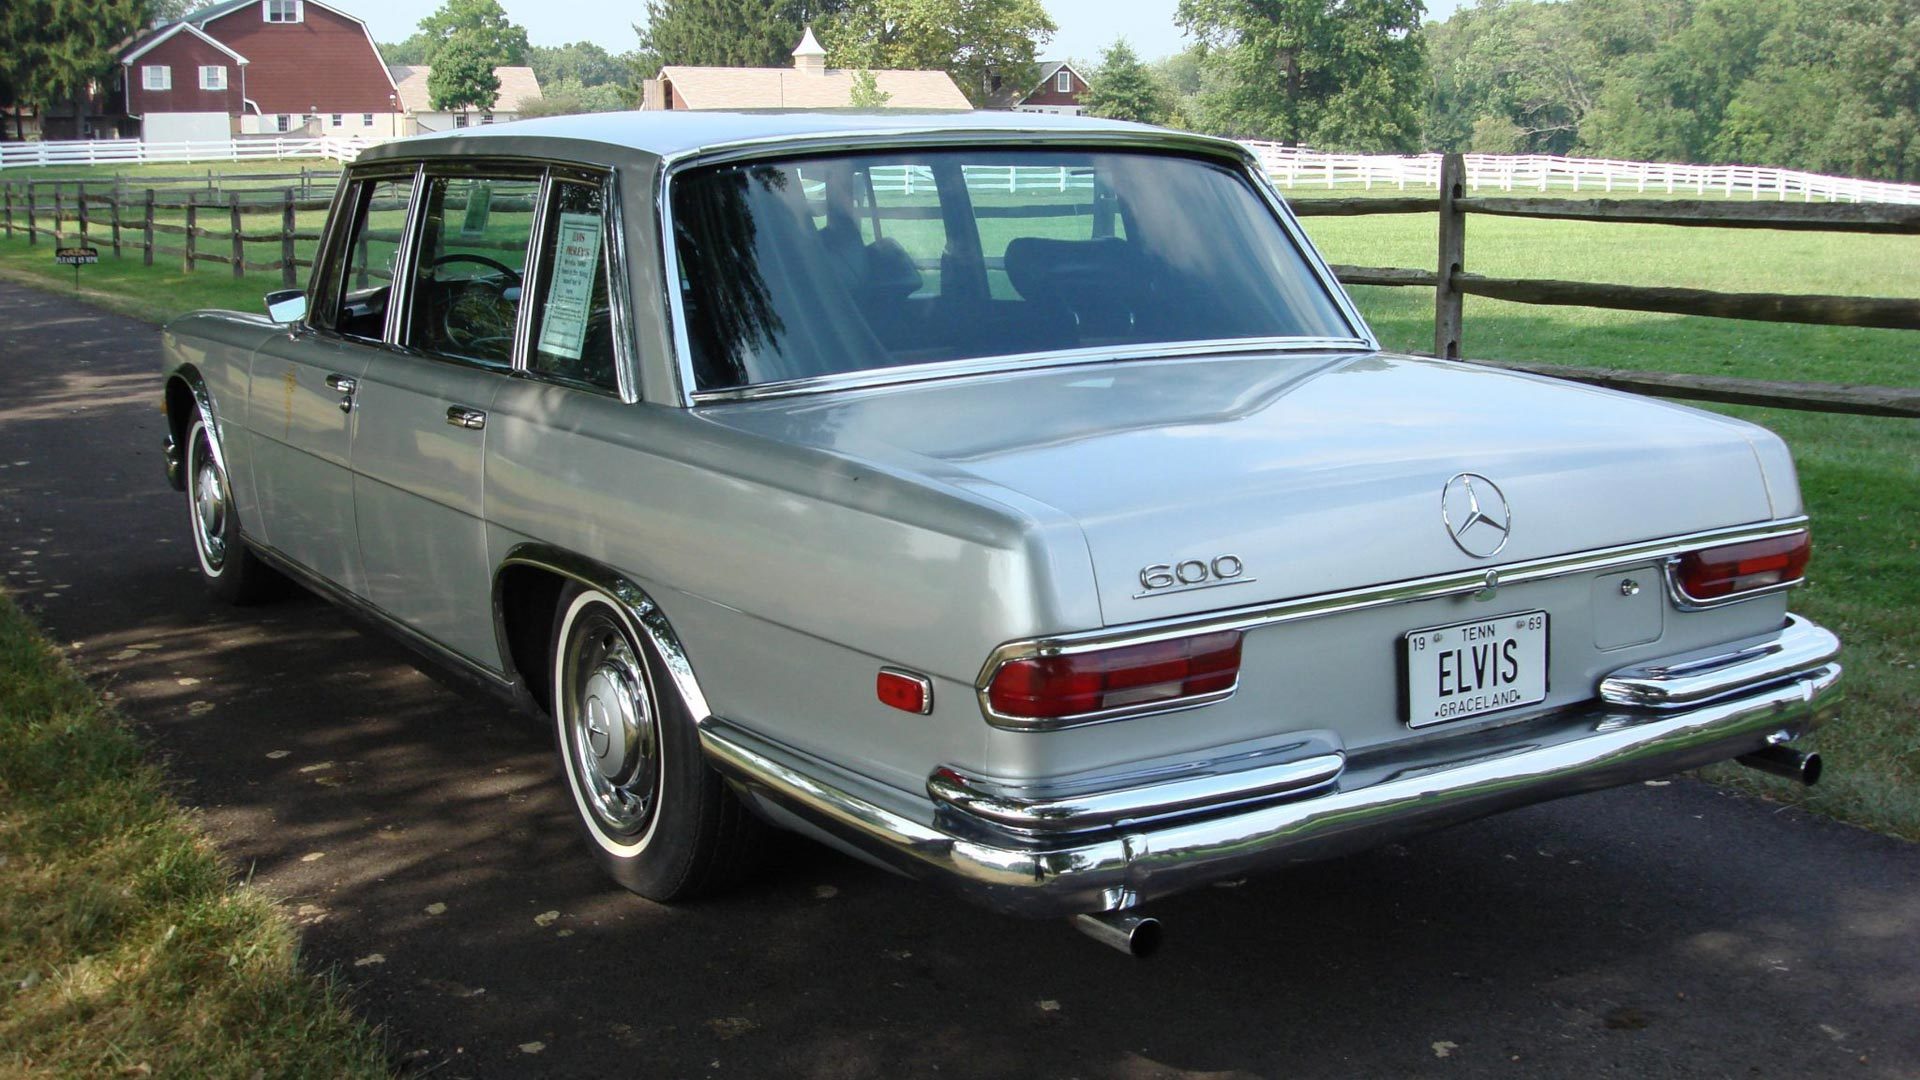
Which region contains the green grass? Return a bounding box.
[1297,209,1920,839]
[0,159,342,185]
[0,591,389,1078]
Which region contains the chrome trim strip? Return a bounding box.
[927,746,1346,834]
[656,131,1376,408]
[509,169,555,374]
[975,517,1813,728]
[1600,614,1838,708]
[600,167,642,405]
[700,650,1841,918]
[686,339,1372,405]
[981,683,1239,733]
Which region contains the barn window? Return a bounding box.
[361,113,374,126]
[1056,70,1072,93]
[199,66,226,91]
[263,0,303,23]
[275,114,291,132]
[454,114,469,128]
[142,65,171,91]
[330,113,342,126]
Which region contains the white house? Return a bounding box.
[389,64,542,133]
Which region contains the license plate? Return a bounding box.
[1404,611,1548,728]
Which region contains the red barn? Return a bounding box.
[120,0,402,142]
[983,61,1090,116]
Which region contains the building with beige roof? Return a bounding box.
[389,64,542,133]
[641,28,970,111]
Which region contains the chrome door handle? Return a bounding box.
[324,374,356,413]
[446,405,487,430]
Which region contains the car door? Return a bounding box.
[350,168,542,667]
[246,168,417,597]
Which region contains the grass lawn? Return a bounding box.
[0,592,388,1077]
[0,158,342,186]
[1298,208,1920,839]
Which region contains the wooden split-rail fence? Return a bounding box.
[0,173,337,288]
[1292,154,1920,419]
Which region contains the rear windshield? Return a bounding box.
[670,149,1354,393]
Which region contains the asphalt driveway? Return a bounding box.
[1,277,1916,1078]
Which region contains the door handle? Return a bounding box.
[446,405,487,430]
[324,373,356,413]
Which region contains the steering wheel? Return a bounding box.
[428,253,521,356]
[428,251,520,283]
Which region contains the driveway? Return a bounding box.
[1,277,1916,1078]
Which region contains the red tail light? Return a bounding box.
[1674,531,1810,602]
[986,631,1243,722]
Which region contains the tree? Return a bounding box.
[381,33,438,65]
[416,0,529,66]
[517,77,627,116]
[1081,40,1172,125]
[820,0,1056,105]
[0,0,150,138]
[1176,0,1425,150]
[636,0,845,69]
[528,41,626,88]
[848,68,891,107]
[428,33,503,111]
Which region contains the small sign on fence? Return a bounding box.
[54,245,98,289]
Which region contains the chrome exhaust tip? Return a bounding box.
[1071,911,1162,958]
[1739,743,1822,786]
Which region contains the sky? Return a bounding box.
[359,0,1471,64]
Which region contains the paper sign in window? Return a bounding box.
[537,212,604,361]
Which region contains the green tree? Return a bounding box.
[848,68,891,107]
[1082,40,1172,125]
[1176,0,1426,150]
[820,0,1056,105]
[527,41,626,88]
[0,0,150,137]
[381,33,438,65]
[417,0,529,66]
[427,32,503,111]
[637,0,845,69]
[517,77,627,116]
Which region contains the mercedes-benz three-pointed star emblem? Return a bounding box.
[1441,473,1512,558]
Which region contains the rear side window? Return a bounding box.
[525,179,618,391]
[404,175,540,366]
[317,175,414,340]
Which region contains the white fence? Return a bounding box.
[0,136,382,170]
[1245,143,1920,206]
[5,133,1919,206]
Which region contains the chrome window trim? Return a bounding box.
[383,163,430,347]
[974,517,1812,730]
[508,169,555,374]
[687,339,1373,405]
[655,132,1378,408]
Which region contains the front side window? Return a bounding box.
[142,65,171,91]
[316,175,416,339]
[263,0,302,22]
[671,149,1353,393]
[403,174,539,365]
[526,179,618,391]
[199,65,225,91]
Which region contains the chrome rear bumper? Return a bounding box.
[699,616,1841,918]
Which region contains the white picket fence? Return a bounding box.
[0,135,383,170]
[5,133,1918,206]
[1245,143,1920,206]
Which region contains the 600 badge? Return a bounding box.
[1134,554,1254,598]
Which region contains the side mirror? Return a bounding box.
[264,289,307,325]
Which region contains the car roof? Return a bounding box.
[355,109,1245,169]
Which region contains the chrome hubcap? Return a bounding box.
[190,438,227,571]
[564,612,659,836]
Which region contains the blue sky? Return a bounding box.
[359,0,1470,65]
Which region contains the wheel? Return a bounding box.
[184,413,281,604]
[549,584,763,900]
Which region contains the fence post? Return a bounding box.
[143,189,155,266]
[1434,152,1466,361]
[25,180,36,245]
[2,183,11,239]
[76,182,89,246]
[184,198,197,272]
[53,186,64,245]
[280,188,297,288]
[229,192,243,278]
[110,189,122,258]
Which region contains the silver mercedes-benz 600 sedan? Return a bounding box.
[159,112,1839,955]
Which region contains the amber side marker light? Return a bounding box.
[986,631,1244,721]
[1674,530,1811,602]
